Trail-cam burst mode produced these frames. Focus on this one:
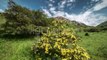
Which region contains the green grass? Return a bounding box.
[0,28,107,60]
[77,31,107,60]
[0,37,39,60]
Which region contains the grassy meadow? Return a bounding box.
[0,31,107,60]
[77,31,107,60]
[0,37,38,60]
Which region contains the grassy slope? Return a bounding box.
[97,21,107,27]
[0,37,39,60]
[77,31,107,60]
[0,15,107,60]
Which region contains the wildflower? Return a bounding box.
[61,49,67,56]
[62,58,67,60]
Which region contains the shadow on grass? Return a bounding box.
[0,33,42,40]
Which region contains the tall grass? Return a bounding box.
[0,37,39,60]
[77,31,107,60]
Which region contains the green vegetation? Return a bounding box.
[0,14,5,25]
[0,31,107,60]
[0,37,38,60]
[97,21,107,30]
[0,0,107,60]
[77,31,107,60]
[0,0,53,36]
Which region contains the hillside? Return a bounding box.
[97,21,107,30]
[97,21,107,27]
[54,16,91,32]
[55,17,87,27]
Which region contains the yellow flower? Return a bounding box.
[71,35,76,40]
[62,58,67,60]
[38,58,42,60]
[82,53,90,59]
[66,49,70,53]
[57,45,61,49]
[57,38,62,43]
[45,44,51,54]
[63,40,67,43]
[54,42,58,48]
[61,49,67,56]
[57,38,61,42]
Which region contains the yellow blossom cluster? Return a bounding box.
[33,20,90,60]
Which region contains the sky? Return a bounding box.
[0,0,107,26]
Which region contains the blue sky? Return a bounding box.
[0,0,107,26]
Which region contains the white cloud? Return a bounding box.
[49,0,52,1]
[92,0,107,11]
[0,9,4,12]
[49,0,55,3]
[68,0,75,3]
[60,1,66,8]
[67,3,72,7]
[42,0,107,26]
[58,0,75,10]
[42,9,52,17]
[49,7,56,14]
[53,11,66,17]
[92,0,99,2]
[49,7,55,11]
[58,0,66,10]
[44,9,107,26]
[48,4,53,7]
[64,11,107,26]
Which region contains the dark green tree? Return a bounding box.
[32,10,51,26]
[0,0,53,37]
[2,0,36,36]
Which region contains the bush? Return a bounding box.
[85,33,89,36]
[84,27,100,32]
[32,20,90,60]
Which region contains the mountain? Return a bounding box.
[97,21,107,30]
[97,21,107,27]
[54,16,87,27]
[54,16,91,32]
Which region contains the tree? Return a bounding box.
[2,0,36,36]
[0,0,53,36]
[32,10,51,26]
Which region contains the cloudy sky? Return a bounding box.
[0,0,107,26]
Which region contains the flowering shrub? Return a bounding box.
[32,20,90,60]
